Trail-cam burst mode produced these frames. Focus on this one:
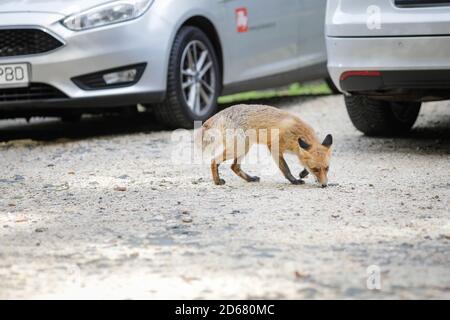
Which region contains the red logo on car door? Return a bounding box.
[235,7,248,33]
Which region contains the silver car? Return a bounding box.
[327,0,450,136]
[0,0,328,128]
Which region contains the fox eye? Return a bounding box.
[312,168,320,173]
[325,167,329,171]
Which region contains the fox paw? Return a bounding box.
[299,169,309,179]
[291,179,305,185]
[248,176,260,183]
[214,179,226,185]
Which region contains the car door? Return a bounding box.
[297,0,327,69]
[220,0,300,87]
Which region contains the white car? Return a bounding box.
[0,0,328,128]
[327,0,450,136]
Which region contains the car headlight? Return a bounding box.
[62,0,154,31]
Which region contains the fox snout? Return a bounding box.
[301,169,328,187]
[317,173,328,188]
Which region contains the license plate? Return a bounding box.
[0,63,30,88]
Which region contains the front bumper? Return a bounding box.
[327,35,450,100]
[0,90,165,112]
[0,11,172,110]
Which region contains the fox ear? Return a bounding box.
[298,138,311,150]
[322,134,333,148]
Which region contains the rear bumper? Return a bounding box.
[326,0,450,37]
[341,70,450,91]
[339,70,450,101]
[327,35,450,99]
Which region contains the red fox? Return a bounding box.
[197,104,333,187]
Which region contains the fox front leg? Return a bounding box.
[300,168,309,179]
[211,160,225,185]
[275,155,305,185]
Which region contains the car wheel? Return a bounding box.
[344,95,421,136]
[61,114,82,123]
[153,26,221,128]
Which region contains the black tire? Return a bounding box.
[344,95,421,136]
[152,26,221,128]
[61,114,82,123]
[325,77,341,95]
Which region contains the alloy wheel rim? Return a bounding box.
[180,40,216,117]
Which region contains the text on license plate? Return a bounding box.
[0,63,30,88]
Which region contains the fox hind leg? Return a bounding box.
[231,159,260,183]
[230,137,259,183]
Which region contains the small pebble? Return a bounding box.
[182,217,193,223]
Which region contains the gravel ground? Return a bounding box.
[0,95,449,299]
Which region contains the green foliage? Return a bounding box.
[218,82,332,105]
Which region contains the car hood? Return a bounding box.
[0,0,114,16]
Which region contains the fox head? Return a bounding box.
[298,134,333,187]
